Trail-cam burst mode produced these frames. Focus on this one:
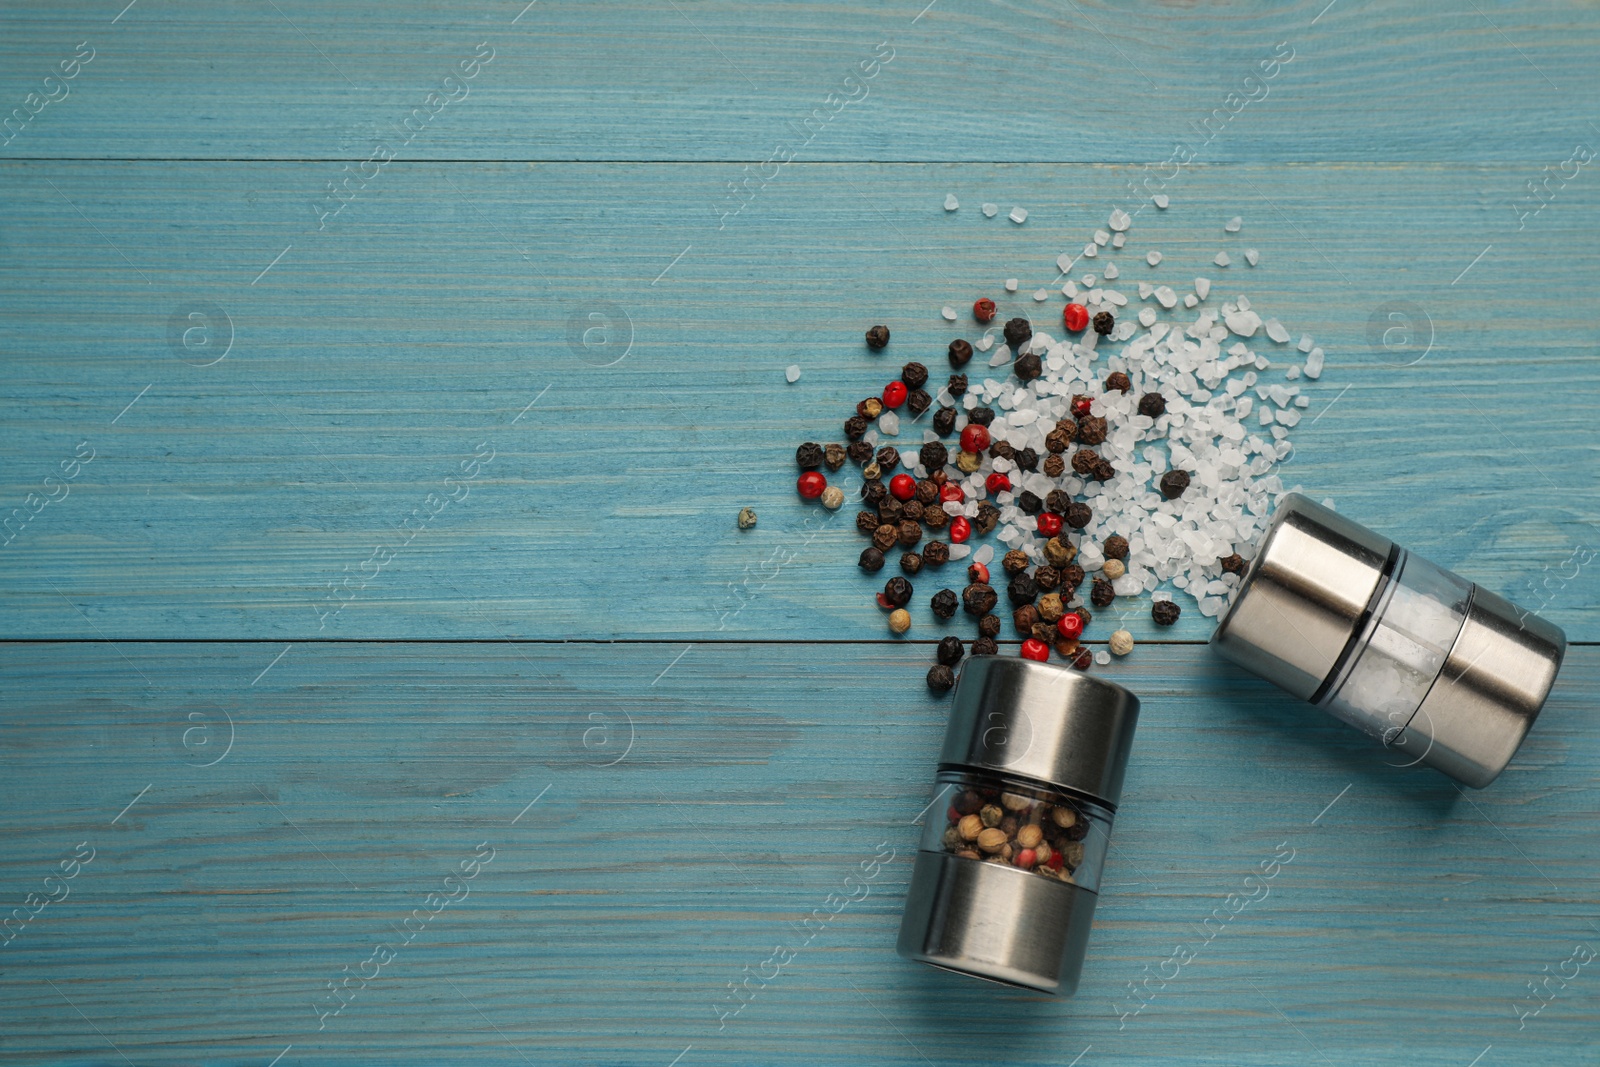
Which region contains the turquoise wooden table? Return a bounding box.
[2,2,1598,1064]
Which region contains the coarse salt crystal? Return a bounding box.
[1214,252,1231,267]
[1139,307,1156,327]
[878,411,900,435]
[941,306,958,321]
[1285,365,1301,380]
[1155,286,1177,309]
[785,364,801,382]
[1264,318,1290,343]
[1225,216,1242,232]
[977,335,994,351]
[1005,278,1019,291]
[1304,347,1325,378]
[947,542,972,560]
[1109,208,1131,231]
[1147,250,1162,266]
[1184,293,1198,307]
[1112,233,1126,248]
[1095,650,1111,665]
[1194,277,1211,300]
[973,543,994,564]
[1033,288,1050,302]
[1094,230,1111,246]
[1244,248,1259,266]
[1103,263,1120,280]
[944,194,959,211]
[1153,194,1169,208]
[1083,243,1098,258]
[1010,206,1028,224]
[1297,334,1313,353]
[989,347,1012,367]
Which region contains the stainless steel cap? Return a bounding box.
[897,850,1097,994]
[1389,584,1567,788]
[1210,493,1394,700]
[939,656,1141,806]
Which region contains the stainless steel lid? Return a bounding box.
[897,850,1097,994]
[1210,493,1395,700]
[939,656,1141,807]
[1389,584,1567,788]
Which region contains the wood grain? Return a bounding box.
[0,641,1594,1066]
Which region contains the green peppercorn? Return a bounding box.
[1092,311,1114,336]
[1077,415,1107,446]
[857,397,884,419]
[931,588,958,619]
[1159,469,1191,499]
[1065,502,1093,529]
[1221,553,1246,575]
[738,507,758,530]
[948,339,973,367]
[1105,535,1130,560]
[933,406,958,436]
[947,373,967,396]
[900,551,923,576]
[866,325,890,350]
[967,407,994,427]
[1090,577,1115,607]
[1014,352,1042,381]
[962,583,998,617]
[978,613,1001,638]
[1152,599,1181,626]
[1003,317,1032,350]
[823,443,847,470]
[972,637,999,656]
[884,576,913,608]
[902,362,929,389]
[796,442,823,469]
[926,664,956,693]
[923,540,950,566]
[937,635,964,666]
[1138,392,1166,418]
[859,547,885,572]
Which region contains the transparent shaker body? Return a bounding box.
[919,769,1113,892]
[1318,548,1473,743]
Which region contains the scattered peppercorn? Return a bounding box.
[900,551,923,575]
[872,524,898,551]
[1063,303,1089,332]
[1003,317,1032,350]
[1036,593,1064,623]
[1014,352,1042,381]
[959,424,991,454]
[882,381,908,409]
[1090,578,1116,608]
[1091,458,1117,482]
[1020,638,1049,662]
[1008,573,1039,606]
[1104,535,1129,560]
[1044,536,1076,567]
[1110,630,1134,656]
[1043,454,1065,477]
[888,608,911,634]
[1034,566,1060,593]
[738,507,758,530]
[1013,604,1039,635]
[1016,490,1043,515]
[1159,469,1191,499]
[880,500,905,525]
[866,324,890,350]
[862,480,887,506]
[936,635,964,667]
[1071,395,1093,418]
[948,515,971,543]
[1065,501,1093,529]
[948,338,974,368]
[972,637,999,656]
[931,588,959,620]
[1062,564,1086,593]
[898,361,928,389]
[989,440,1015,462]
[1092,311,1114,336]
[796,442,824,470]
[973,299,996,323]
[923,541,950,566]
[1036,512,1063,536]
[1071,449,1100,476]
[1078,415,1108,446]
[919,442,948,472]
[1152,599,1181,626]
[1056,612,1083,640]
[858,397,885,419]
[858,546,885,572]
[797,472,826,499]
[1137,392,1166,418]
[1105,370,1131,393]
[820,486,845,510]
[847,440,873,465]
[977,613,1002,638]
[1045,427,1072,454]
[906,388,932,416]
[883,575,913,607]
[844,414,869,440]
[967,562,989,584]
[1000,550,1028,576]
[933,406,958,436]
[1102,559,1125,580]
[915,479,939,505]
[1221,553,1246,575]
[897,520,922,547]
[974,502,1000,535]
[947,373,968,397]
[1072,648,1094,670]
[962,583,998,617]
[1013,447,1039,472]
[926,663,956,692]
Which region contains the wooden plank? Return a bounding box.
[2,161,1597,640]
[0,2,1595,163]
[0,641,1594,1065]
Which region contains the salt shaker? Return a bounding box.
[1211,493,1566,787]
[897,656,1139,994]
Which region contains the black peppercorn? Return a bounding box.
[1013,447,1039,473]
[858,546,885,572]
[873,524,898,551]
[1105,370,1131,393]
[878,499,904,525]
[1104,535,1129,560]
[926,663,956,693]
[900,499,924,523]
[1007,573,1039,606]
[1044,454,1065,477]
[1092,459,1117,482]
[900,551,923,575]
[1045,427,1072,454]
[915,479,939,505]
[988,440,1014,461]
[1159,469,1191,499]
[1045,489,1072,515]
[967,407,994,428]
[972,637,999,656]
[1003,317,1032,351]
[847,440,873,465]
[906,388,932,417]
[947,373,967,397]
[1062,563,1085,593]
[844,414,869,441]
[901,361,928,389]
[873,446,899,473]
[974,502,1000,534]
[1013,604,1039,635]
[1137,392,1166,418]
[924,505,949,531]
[1071,449,1099,476]
[919,441,948,471]
[1152,599,1181,626]
[948,339,973,367]
[823,443,847,470]
[1065,501,1093,529]
[855,511,879,535]
[897,519,922,547]
[884,576,913,608]
[1221,553,1246,575]
[923,540,950,566]
[937,634,964,666]
[1092,311,1114,336]
[1035,565,1060,591]
[866,324,890,350]
[962,583,998,617]
[861,479,887,505]
[1077,415,1107,446]
[933,406,958,436]
[1016,490,1043,515]
[1002,549,1030,575]
[977,613,1001,639]
[931,589,959,620]
[1090,577,1115,608]
[1014,352,1042,381]
[795,442,823,469]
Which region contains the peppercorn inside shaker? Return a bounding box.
[1210,493,1567,788]
[898,656,1140,995]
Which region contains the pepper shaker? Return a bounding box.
[1211,493,1566,787]
[898,657,1140,994]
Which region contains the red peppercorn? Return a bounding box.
[948,515,971,543]
[985,472,1012,495]
[876,592,895,610]
[882,381,908,408]
[889,473,917,501]
[1048,850,1064,870]
[973,298,996,323]
[1072,396,1093,418]
[1063,303,1089,332]
[947,805,961,823]
[960,424,991,453]
[1056,613,1083,640]
[797,472,827,499]
[967,562,989,584]
[1036,512,1063,536]
[1016,848,1037,868]
[1020,638,1049,662]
